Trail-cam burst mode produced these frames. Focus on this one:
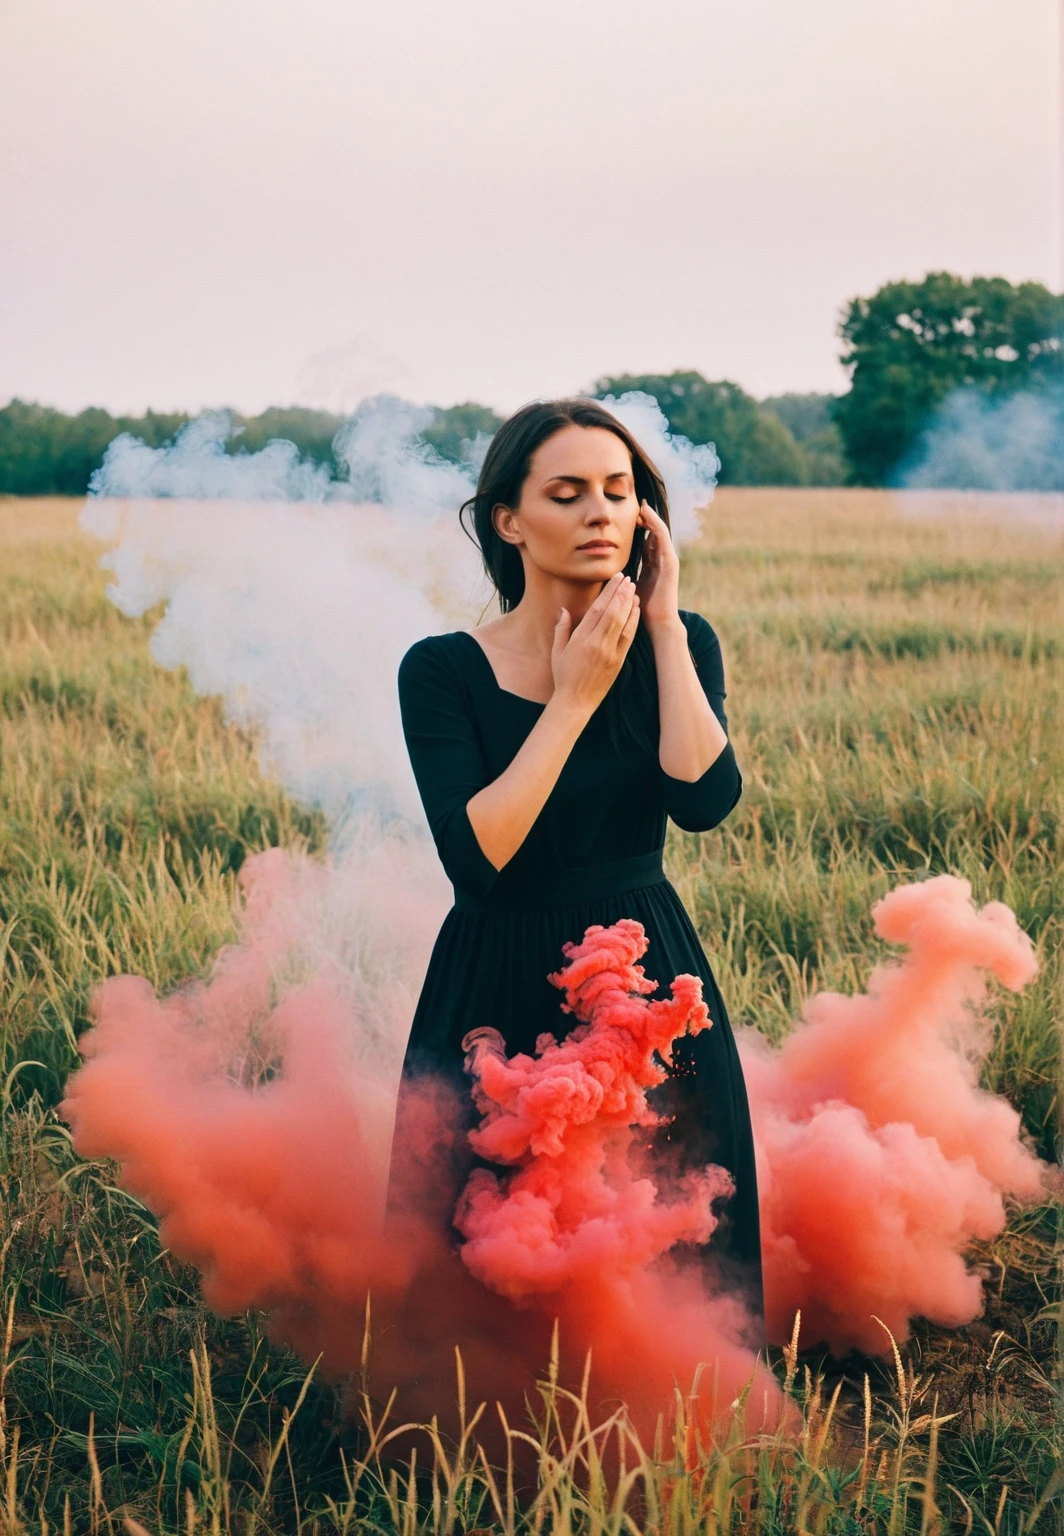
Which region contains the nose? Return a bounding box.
[583,492,611,525]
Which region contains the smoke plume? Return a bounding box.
[61,904,784,1440]
[456,917,783,1437]
[898,381,1064,496]
[741,873,1049,1355]
[81,391,718,816]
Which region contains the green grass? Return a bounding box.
[0,491,1061,1532]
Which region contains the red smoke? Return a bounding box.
[456,918,783,1437]
[60,856,778,1441]
[741,873,1049,1354]
[59,852,403,1350]
[458,918,724,1293]
[60,858,1049,1443]
[58,853,526,1420]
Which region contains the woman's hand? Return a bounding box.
[467,575,638,871]
[551,572,640,715]
[634,500,682,632]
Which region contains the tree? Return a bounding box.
[833,272,1064,485]
[229,407,343,468]
[0,400,188,495]
[760,393,847,485]
[0,398,505,495]
[591,371,810,485]
[422,402,502,465]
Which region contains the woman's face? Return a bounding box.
[493,424,640,585]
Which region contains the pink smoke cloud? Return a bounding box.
[741,873,1050,1355]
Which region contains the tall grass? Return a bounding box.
[0,490,1060,1532]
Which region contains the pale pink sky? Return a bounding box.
[1,0,1057,417]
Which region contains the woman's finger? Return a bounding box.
[602,581,637,641]
[604,582,636,641]
[642,502,674,546]
[582,571,626,632]
[618,595,641,650]
[551,605,572,657]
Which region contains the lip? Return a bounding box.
[575,541,617,552]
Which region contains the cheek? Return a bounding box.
[615,501,640,545]
[522,504,575,552]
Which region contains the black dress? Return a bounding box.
[393,609,764,1334]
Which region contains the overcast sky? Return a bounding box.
[1,0,1058,418]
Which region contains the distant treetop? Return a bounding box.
[0,399,504,497]
[591,372,845,486]
[834,272,1064,485]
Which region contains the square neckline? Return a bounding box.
[457,630,549,708]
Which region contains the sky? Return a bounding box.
[1,0,1058,418]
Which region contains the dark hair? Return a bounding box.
[459,397,670,604]
[458,397,670,751]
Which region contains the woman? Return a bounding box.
[393,396,763,1341]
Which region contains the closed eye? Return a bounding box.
[550,492,629,504]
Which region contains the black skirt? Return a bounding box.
[394,851,765,1338]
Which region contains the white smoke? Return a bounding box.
[84,405,489,821]
[334,395,477,516]
[598,391,720,543]
[898,384,1064,493]
[82,389,719,823]
[82,400,485,1113]
[87,411,341,506]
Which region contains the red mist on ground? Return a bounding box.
[60,862,1050,1446]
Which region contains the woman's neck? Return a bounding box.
[503,571,606,656]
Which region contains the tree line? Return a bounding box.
[3,272,1062,494]
[0,389,847,495]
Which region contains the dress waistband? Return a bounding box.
[453,849,667,914]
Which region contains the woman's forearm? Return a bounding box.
[650,619,728,780]
[466,695,592,871]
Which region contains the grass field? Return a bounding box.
[0,489,1061,1532]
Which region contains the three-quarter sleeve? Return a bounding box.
[397,637,501,899]
[661,610,744,833]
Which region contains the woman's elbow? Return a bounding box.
[434,805,503,898]
[664,751,743,833]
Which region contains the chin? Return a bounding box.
[583,555,625,574]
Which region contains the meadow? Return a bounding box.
[0,489,1060,1533]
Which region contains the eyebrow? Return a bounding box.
[541,470,633,486]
